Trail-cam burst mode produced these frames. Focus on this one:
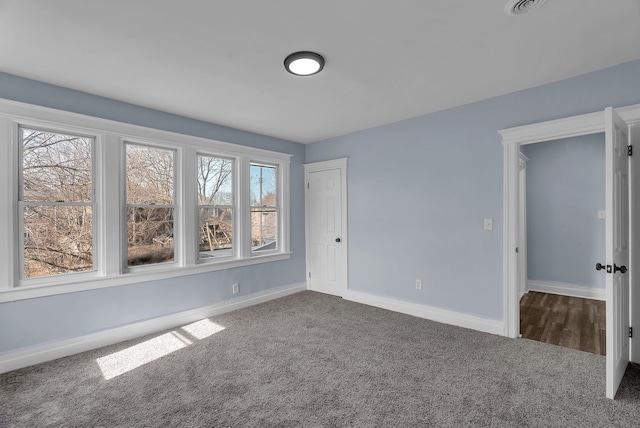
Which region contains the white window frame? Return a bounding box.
[16,124,100,285]
[249,161,281,256]
[0,98,291,303]
[196,152,236,262]
[123,141,178,272]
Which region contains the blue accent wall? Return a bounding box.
[0,73,306,353]
[521,135,605,290]
[306,60,640,320]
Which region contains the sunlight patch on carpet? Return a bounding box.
[96,319,225,380]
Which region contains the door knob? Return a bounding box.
[335,238,341,243]
[596,263,613,273]
[595,263,627,274]
[614,264,628,274]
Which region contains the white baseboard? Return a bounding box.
[343,290,504,336]
[527,280,605,301]
[0,282,306,374]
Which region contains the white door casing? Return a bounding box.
[518,153,529,299]
[605,107,630,399]
[304,158,348,297]
[500,104,640,399]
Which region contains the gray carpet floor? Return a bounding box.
[1,291,639,427]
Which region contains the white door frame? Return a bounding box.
[304,158,348,296]
[500,104,640,339]
[518,153,529,299]
[630,123,640,364]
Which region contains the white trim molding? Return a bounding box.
[344,290,504,336]
[0,282,306,374]
[0,252,292,303]
[527,280,606,301]
[499,103,640,145]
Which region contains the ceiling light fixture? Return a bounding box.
[284,51,325,76]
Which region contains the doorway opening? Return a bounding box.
[500,106,639,399]
[517,135,606,355]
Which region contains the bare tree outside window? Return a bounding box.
[250,163,278,252]
[9,105,291,290]
[197,155,233,259]
[20,128,94,278]
[126,144,175,266]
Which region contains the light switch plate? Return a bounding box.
[484,218,493,231]
[598,210,606,219]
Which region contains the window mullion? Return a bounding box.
[102,135,122,276]
[21,201,94,207]
[182,147,197,266]
[280,160,290,253]
[239,157,251,259]
[0,118,16,289]
[199,204,233,209]
[125,203,175,209]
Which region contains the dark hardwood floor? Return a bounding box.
[520,291,606,356]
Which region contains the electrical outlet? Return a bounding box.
[232,283,239,294]
[415,279,422,290]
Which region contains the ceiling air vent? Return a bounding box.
[505,0,547,15]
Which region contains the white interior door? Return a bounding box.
[305,159,347,297]
[605,107,630,399]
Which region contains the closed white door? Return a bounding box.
[305,160,347,297]
[605,107,630,399]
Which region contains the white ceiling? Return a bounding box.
[1,1,639,144]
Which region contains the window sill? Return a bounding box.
[0,252,292,303]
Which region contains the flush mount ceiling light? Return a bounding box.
[284,51,325,76]
[505,0,547,15]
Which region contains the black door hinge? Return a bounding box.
[628,145,633,156]
[630,327,633,338]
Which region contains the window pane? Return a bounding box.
[197,155,232,205]
[22,128,92,202]
[126,144,174,205]
[198,208,233,258]
[23,205,93,278]
[250,164,276,206]
[251,208,277,252]
[127,207,174,266]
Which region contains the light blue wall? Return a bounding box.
[3,59,640,352]
[521,136,605,289]
[0,72,306,353]
[306,60,640,320]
